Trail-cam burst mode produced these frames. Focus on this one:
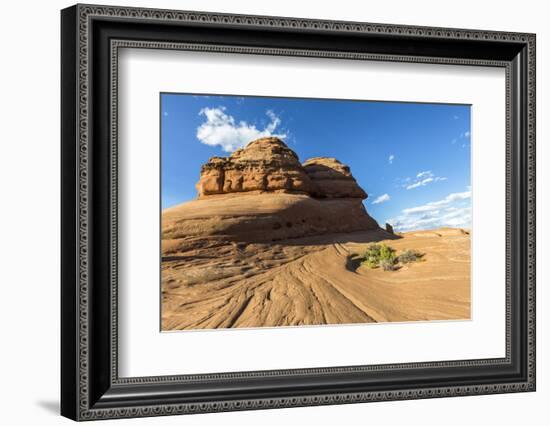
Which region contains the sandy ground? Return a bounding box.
[161,227,471,330]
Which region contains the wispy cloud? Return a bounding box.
[372,193,390,205]
[387,190,471,232]
[460,130,471,148]
[388,154,395,165]
[404,170,447,190]
[265,110,281,133]
[451,130,470,145]
[406,178,433,189]
[196,107,286,152]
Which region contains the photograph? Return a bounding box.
[160,93,472,331]
[57,3,536,420]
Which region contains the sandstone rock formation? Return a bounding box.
[162,193,380,245]
[196,137,368,200]
[165,137,382,243]
[196,137,313,197]
[303,157,368,199]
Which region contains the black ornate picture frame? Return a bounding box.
[61,4,536,421]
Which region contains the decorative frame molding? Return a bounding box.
[61,4,535,421]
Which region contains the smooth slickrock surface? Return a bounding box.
[161,229,471,330]
[162,193,380,244]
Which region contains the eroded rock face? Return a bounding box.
[303,157,368,199]
[196,137,314,197]
[196,138,368,200]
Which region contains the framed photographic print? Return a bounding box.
[61,4,536,421]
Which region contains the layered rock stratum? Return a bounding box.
[161,137,471,330]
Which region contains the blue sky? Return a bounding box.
[161,93,471,231]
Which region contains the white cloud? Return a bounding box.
[387,190,472,232]
[372,193,390,204]
[463,131,470,138]
[196,107,286,152]
[402,204,439,215]
[265,110,281,133]
[405,171,446,190]
[406,177,433,189]
[442,191,471,203]
[388,154,395,164]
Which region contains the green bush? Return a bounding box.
[362,257,380,269]
[361,244,396,269]
[379,244,397,262]
[360,245,423,272]
[363,244,381,259]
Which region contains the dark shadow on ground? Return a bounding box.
[266,228,401,247]
[345,255,364,273]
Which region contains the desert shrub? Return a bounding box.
[380,258,398,271]
[379,244,397,262]
[397,249,424,264]
[361,244,397,269]
[362,257,380,269]
[363,244,381,259]
[361,244,381,269]
[359,244,425,271]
